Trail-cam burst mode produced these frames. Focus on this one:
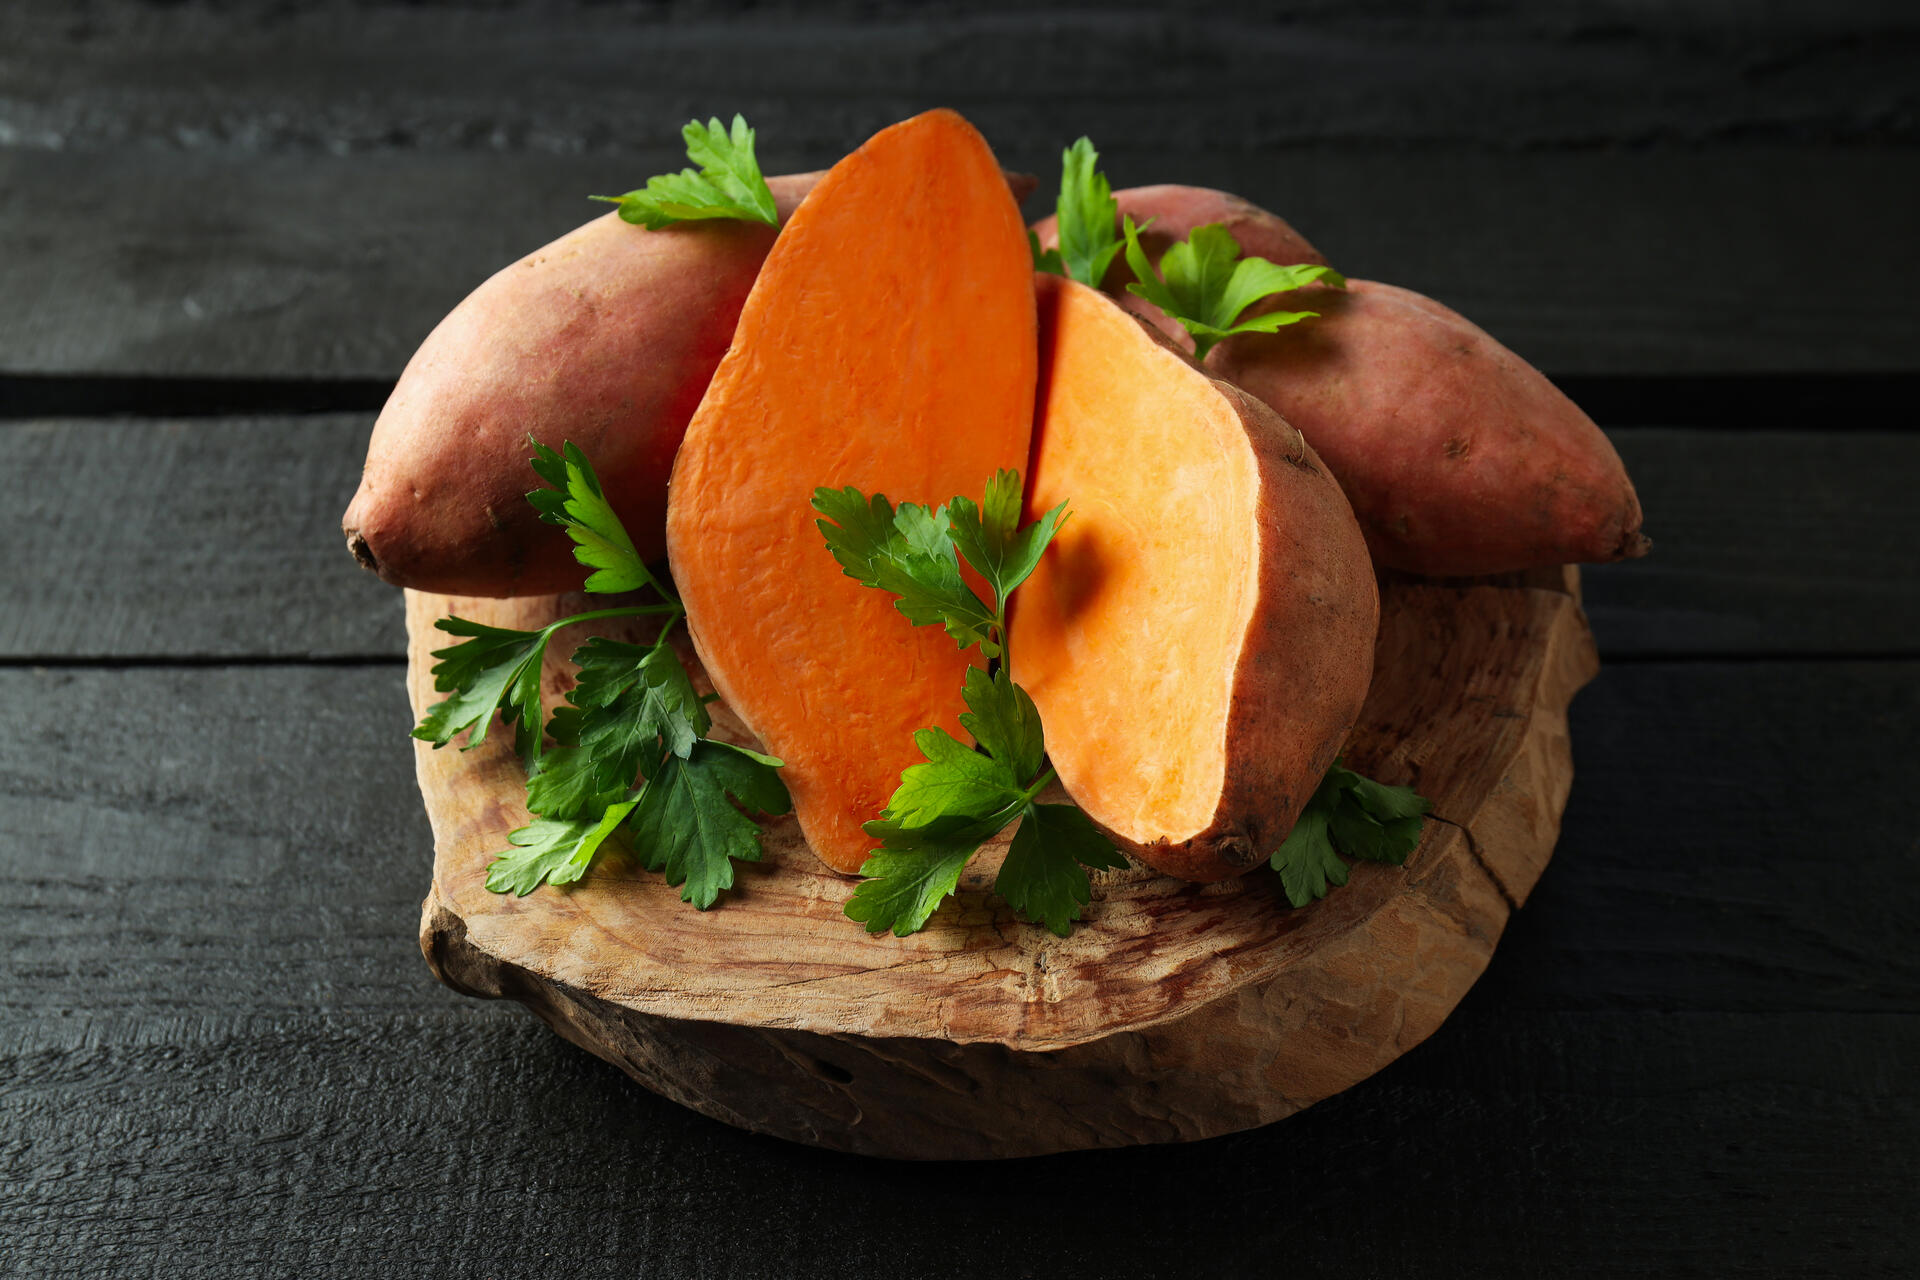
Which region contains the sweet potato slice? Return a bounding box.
[1011,275,1377,883]
[666,110,1036,875]
[342,172,822,597]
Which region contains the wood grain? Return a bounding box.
[406,569,1596,1158]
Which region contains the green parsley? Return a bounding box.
[1123,217,1346,359]
[1270,761,1433,908]
[815,472,1126,937]
[416,440,790,902]
[591,114,780,230]
[1031,137,1124,288]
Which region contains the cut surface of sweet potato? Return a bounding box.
[1011,275,1378,883]
[666,109,1036,875]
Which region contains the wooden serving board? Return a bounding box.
[409,566,1597,1160]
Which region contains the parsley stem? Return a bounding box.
[1019,766,1057,805]
[555,604,682,628]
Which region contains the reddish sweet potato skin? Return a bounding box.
[341,173,820,598]
[1208,280,1649,576]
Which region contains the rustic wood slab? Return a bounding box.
[406,566,1597,1159]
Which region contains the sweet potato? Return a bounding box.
[342,173,819,597]
[344,166,1038,598]
[1011,275,1378,883]
[1207,280,1650,575]
[666,110,1037,875]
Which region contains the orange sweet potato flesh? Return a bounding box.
[666,110,1037,875]
[1012,276,1378,883]
[1208,280,1650,576]
[344,166,1038,598]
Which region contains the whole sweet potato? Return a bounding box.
[1207,280,1649,576]
[341,172,822,597]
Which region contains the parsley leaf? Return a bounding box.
[524,744,623,821]
[412,615,567,767]
[812,485,1000,655]
[1122,218,1346,359]
[880,725,1025,829]
[1270,798,1348,907]
[995,803,1128,937]
[527,440,654,595]
[955,665,1045,787]
[1269,762,1432,907]
[1328,765,1432,867]
[1048,137,1125,288]
[844,660,1119,937]
[845,813,1002,937]
[946,468,1069,606]
[529,635,711,818]
[1029,230,1064,275]
[626,740,792,909]
[486,800,639,896]
[591,114,779,230]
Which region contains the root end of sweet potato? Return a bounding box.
[345,527,379,576]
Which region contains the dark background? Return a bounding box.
[3,2,1916,1275]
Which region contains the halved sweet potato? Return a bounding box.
[666,110,1037,875]
[1011,275,1378,883]
[1209,280,1649,575]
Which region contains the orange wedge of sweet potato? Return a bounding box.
[1012,275,1379,882]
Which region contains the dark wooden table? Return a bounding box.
[4,3,1916,1275]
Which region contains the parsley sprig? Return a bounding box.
[1029,137,1124,288]
[813,470,1126,937]
[1122,217,1345,359]
[414,441,790,905]
[592,114,780,230]
[1031,135,1345,359]
[1270,761,1433,907]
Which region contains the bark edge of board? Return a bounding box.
[408,568,1596,1159]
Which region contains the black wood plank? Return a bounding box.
[1,660,1915,1275]
[1582,429,1920,658]
[6,0,1915,155]
[5,146,1915,380]
[2,1008,1910,1278]
[5,418,1914,661]
[0,417,401,661]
